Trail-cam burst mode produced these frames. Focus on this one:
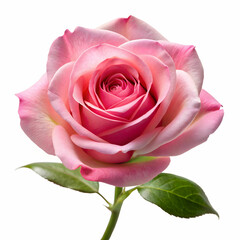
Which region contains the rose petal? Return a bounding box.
[73,55,157,144]
[80,94,145,122]
[48,62,103,142]
[159,41,204,93]
[81,156,170,187]
[80,103,127,136]
[82,148,133,164]
[17,74,67,154]
[120,39,175,76]
[99,103,157,145]
[120,40,177,132]
[97,44,176,142]
[67,67,203,156]
[106,95,145,119]
[84,101,128,121]
[71,44,152,91]
[68,124,160,157]
[132,55,171,121]
[70,44,153,120]
[136,70,201,156]
[47,27,128,81]
[80,104,154,145]
[72,58,142,110]
[53,126,170,187]
[199,89,222,111]
[99,15,167,41]
[148,90,224,156]
[70,125,159,155]
[52,125,103,169]
[70,134,122,154]
[70,44,155,143]
[141,56,176,133]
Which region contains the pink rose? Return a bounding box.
[17,16,223,187]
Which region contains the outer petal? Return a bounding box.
[135,70,201,156]
[53,125,170,187]
[17,74,67,154]
[55,125,132,165]
[52,125,102,169]
[99,15,167,41]
[48,62,103,142]
[47,27,128,81]
[120,39,175,74]
[159,41,204,93]
[81,156,170,187]
[69,128,159,156]
[52,126,82,169]
[120,40,177,132]
[147,90,224,156]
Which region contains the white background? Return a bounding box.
[1,0,239,239]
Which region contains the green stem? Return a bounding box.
[101,187,123,240]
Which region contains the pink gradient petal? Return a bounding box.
[99,111,155,145]
[70,44,156,142]
[48,63,103,142]
[52,126,82,169]
[199,89,222,111]
[70,44,153,121]
[92,45,176,144]
[84,101,127,121]
[71,44,152,91]
[120,40,176,125]
[17,74,68,155]
[71,134,123,154]
[53,126,170,187]
[121,40,178,134]
[147,90,224,156]
[73,72,101,108]
[136,70,201,156]
[71,127,159,155]
[81,98,156,146]
[92,58,140,105]
[47,27,128,81]
[120,39,176,76]
[68,124,160,156]
[81,156,170,187]
[140,55,170,103]
[84,149,133,164]
[99,15,167,41]
[80,104,126,136]
[72,59,141,111]
[106,95,145,119]
[98,89,122,109]
[159,41,204,93]
[96,93,157,145]
[141,55,176,133]
[130,92,156,120]
[52,126,104,169]
[131,55,170,122]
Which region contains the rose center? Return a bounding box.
[106,78,127,93]
[94,64,142,109]
[101,73,134,99]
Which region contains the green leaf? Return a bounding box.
[137,173,219,218]
[21,162,99,193]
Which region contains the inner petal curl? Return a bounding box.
[96,64,140,109]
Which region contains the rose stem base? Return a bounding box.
[101,187,123,240]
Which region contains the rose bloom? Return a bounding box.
[17,16,223,187]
